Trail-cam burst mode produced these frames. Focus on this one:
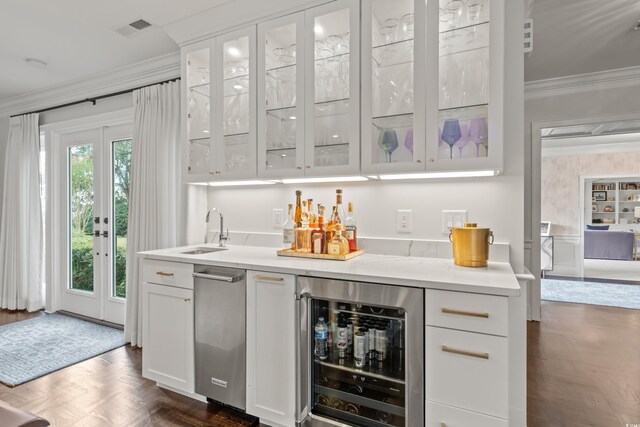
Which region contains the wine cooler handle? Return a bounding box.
[294,292,311,424]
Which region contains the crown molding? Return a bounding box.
[0,52,180,117]
[525,65,640,100]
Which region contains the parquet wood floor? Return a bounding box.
[0,309,257,426]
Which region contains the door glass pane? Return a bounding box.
[265,23,298,172]
[186,48,211,174]
[69,144,94,292]
[314,9,350,167]
[310,298,407,426]
[371,0,415,164]
[438,0,490,160]
[222,36,250,173]
[112,139,132,299]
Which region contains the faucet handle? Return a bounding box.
[220,228,230,246]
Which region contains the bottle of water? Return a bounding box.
[314,317,328,360]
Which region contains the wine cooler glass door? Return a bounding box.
[297,277,424,427]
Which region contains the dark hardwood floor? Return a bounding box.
[527,301,640,427]
[2,302,639,426]
[0,309,256,427]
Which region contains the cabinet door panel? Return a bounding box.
[304,0,360,176]
[361,0,426,173]
[246,271,296,427]
[257,13,306,178]
[427,401,507,427]
[142,283,195,393]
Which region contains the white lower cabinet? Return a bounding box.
[427,401,508,427]
[426,326,508,419]
[142,281,195,393]
[246,271,296,427]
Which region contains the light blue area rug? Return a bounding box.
[542,278,640,310]
[0,313,125,386]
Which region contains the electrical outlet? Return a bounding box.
[397,210,412,233]
[272,208,284,228]
[442,210,468,233]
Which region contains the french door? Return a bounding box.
[57,123,132,324]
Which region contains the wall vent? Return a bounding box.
[115,19,152,37]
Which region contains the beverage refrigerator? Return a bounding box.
[295,277,424,426]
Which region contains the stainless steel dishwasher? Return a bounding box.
[193,265,246,410]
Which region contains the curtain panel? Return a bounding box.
[0,113,43,312]
[125,82,180,346]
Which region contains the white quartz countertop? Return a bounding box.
[139,244,521,296]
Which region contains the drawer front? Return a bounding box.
[142,259,194,289]
[426,326,508,419]
[426,401,507,427]
[426,289,508,336]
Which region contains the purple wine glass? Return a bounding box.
[441,118,462,160]
[404,128,414,154]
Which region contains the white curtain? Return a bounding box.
[125,82,180,346]
[0,113,42,312]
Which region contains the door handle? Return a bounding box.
[441,307,490,318]
[441,345,489,360]
[101,231,109,238]
[193,272,243,283]
[255,275,284,282]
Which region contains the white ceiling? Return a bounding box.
[0,0,232,101]
[525,0,640,82]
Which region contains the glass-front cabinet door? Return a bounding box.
[257,13,305,178]
[426,0,504,171]
[182,41,212,182]
[212,27,257,179]
[361,0,426,174]
[304,0,360,176]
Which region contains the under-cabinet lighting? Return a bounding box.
[289,116,297,120]
[281,176,369,184]
[378,170,501,180]
[204,180,279,187]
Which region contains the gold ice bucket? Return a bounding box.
[449,223,494,267]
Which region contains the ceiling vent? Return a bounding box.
[115,19,152,37]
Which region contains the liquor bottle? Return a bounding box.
[311,205,326,255]
[307,198,316,224]
[294,190,303,227]
[328,224,349,256]
[345,201,357,252]
[326,206,339,243]
[335,189,346,224]
[295,217,311,253]
[283,203,295,249]
[314,317,328,360]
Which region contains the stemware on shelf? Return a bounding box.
[404,128,414,154]
[377,128,399,163]
[441,118,462,160]
[379,18,399,45]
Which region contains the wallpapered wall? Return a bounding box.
[541,151,640,235]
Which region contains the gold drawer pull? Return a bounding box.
[255,275,284,282]
[184,298,191,302]
[441,307,489,318]
[441,424,446,427]
[442,345,489,360]
[156,271,174,277]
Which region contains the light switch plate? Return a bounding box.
[397,210,412,233]
[272,208,284,228]
[442,210,468,233]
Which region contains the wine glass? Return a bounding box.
[404,128,414,154]
[377,128,399,163]
[441,119,462,160]
[455,122,469,157]
[468,117,488,157]
[379,18,399,45]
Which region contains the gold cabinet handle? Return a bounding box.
[156,271,174,277]
[441,307,489,318]
[255,275,284,282]
[184,298,191,302]
[441,423,446,427]
[442,345,489,360]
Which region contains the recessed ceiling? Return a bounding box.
[0,0,232,101]
[525,0,640,81]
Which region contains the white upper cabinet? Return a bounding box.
[361,0,426,173]
[303,0,360,177]
[425,0,504,172]
[257,13,305,178]
[182,0,505,181]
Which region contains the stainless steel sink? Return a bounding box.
[181,247,228,255]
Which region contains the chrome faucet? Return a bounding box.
[205,208,229,247]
